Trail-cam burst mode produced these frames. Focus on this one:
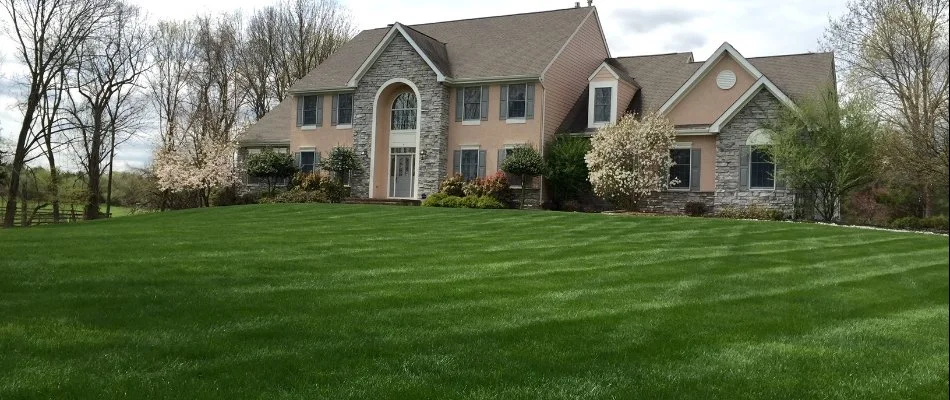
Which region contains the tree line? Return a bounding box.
[0,0,353,227]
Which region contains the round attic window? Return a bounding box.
[716,70,737,90]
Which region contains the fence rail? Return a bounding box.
[0,205,110,227]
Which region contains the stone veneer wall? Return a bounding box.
[350,35,449,198]
[714,89,795,214]
[640,191,715,214]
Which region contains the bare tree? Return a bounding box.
[824,0,950,215]
[65,1,150,220]
[1,0,113,228]
[148,20,196,153]
[36,71,69,221]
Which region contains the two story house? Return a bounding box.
[238,5,834,213]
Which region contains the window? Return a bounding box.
[594,87,612,123]
[750,147,775,189]
[460,149,479,181]
[300,151,316,173]
[507,83,527,119]
[463,87,481,120]
[301,95,319,126]
[391,92,417,130]
[337,93,353,125]
[669,148,690,189]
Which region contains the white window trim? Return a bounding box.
[462,86,482,122]
[460,144,480,150]
[669,146,691,191]
[335,124,352,129]
[505,118,527,124]
[506,83,529,120]
[588,80,618,128]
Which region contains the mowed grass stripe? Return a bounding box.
[0,204,947,399]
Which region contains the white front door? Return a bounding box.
[389,148,416,198]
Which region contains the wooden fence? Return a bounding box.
[0,205,110,227]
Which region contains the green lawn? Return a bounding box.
[1,204,947,399]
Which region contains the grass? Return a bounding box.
[0,204,947,399]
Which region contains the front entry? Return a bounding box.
[389,147,416,198]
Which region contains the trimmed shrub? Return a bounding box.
[322,179,349,203]
[683,202,708,217]
[889,216,948,231]
[473,195,505,209]
[544,135,592,209]
[422,192,448,207]
[716,205,787,221]
[421,193,505,209]
[259,189,328,204]
[212,186,259,206]
[246,150,298,193]
[922,216,949,231]
[439,175,466,197]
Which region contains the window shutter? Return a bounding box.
[499,85,508,120]
[331,95,339,126]
[314,95,324,127]
[294,151,302,168]
[775,162,786,190]
[497,149,507,171]
[739,145,750,191]
[296,97,304,127]
[455,88,464,122]
[477,150,487,178]
[480,86,489,121]
[314,151,322,172]
[453,150,462,176]
[690,148,701,192]
[525,83,535,119]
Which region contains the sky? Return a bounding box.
[0,0,849,171]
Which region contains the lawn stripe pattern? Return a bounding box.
[1,204,947,399]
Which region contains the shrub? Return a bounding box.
[462,178,486,197]
[473,195,505,209]
[439,175,466,197]
[322,179,349,203]
[291,172,324,192]
[459,172,513,206]
[259,189,328,204]
[212,186,259,206]
[422,192,448,207]
[319,147,361,184]
[889,216,923,230]
[421,193,505,209]
[459,195,480,208]
[683,202,708,217]
[716,205,787,221]
[501,145,545,209]
[921,216,950,231]
[889,215,948,231]
[544,135,592,209]
[245,150,298,193]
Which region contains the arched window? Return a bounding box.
[391,92,417,130]
[746,129,775,189]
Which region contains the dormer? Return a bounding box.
[587,61,639,128]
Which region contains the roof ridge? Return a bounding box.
[612,52,693,59]
[366,6,591,30]
[746,51,833,60]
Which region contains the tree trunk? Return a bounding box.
[84,111,105,220]
[520,174,527,209]
[105,128,117,218]
[3,89,41,228]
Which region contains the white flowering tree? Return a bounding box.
[153,136,238,207]
[585,112,677,211]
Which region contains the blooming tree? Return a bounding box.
[585,112,677,211]
[153,136,238,207]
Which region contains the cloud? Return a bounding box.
[613,8,699,34]
[665,32,707,52]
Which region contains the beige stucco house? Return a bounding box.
[239,5,834,213]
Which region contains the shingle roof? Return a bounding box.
[291,6,594,92]
[237,98,292,145]
[609,52,698,114]
[747,52,836,101]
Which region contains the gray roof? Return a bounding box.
[238,98,292,145]
[291,6,595,92]
[608,51,836,114]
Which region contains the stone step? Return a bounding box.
[343,198,422,206]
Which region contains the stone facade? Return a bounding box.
[714,89,795,213]
[350,35,449,198]
[640,191,715,214]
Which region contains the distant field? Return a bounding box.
[1,204,947,399]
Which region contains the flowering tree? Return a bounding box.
[153,136,238,207]
[585,113,677,211]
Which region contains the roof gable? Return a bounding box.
[664,55,757,126]
[348,22,448,86]
[657,42,763,114]
[709,77,796,132]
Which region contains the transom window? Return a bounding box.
[507,83,527,119]
[669,148,690,189]
[594,87,612,123]
[750,147,775,189]
[460,149,479,181]
[391,92,417,131]
[337,93,353,125]
[463,87,481,120]
[302,95,319,126]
